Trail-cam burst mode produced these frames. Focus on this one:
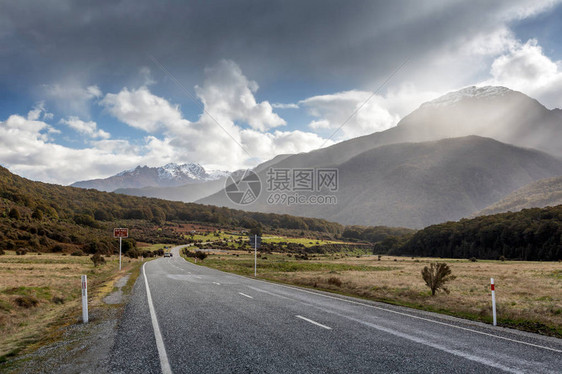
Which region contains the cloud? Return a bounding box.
[100,86,184,132]
[97,60,319,170]
[0,113,143,184]
[300,90,400,140]
[272,103,299,109]
[60,116,110,139]
[27,101,53,121]
[195,60,286,131]
[43,83,102,117]
[482,39,562,108]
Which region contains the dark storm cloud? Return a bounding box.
[0,0,547,93]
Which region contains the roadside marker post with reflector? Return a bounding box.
[491,278,497,326]
[81,275,88,323]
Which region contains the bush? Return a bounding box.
[8,208,20,220]
[195,251,207,261]
[71,250,84,256]
[51,296,65,304]
[90,253,106,267]
[327,277,342,287]
[421,262,456,296]
[469,257,477,262]
[499,255,506,262]
[14,295,39,308]
[15,249,28,255]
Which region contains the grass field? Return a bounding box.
[0,251,144,361]
[190,251,562,337]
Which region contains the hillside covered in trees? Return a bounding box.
[1,165,562,261]
[391,205,562,261]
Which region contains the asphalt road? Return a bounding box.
[109,246,562,373]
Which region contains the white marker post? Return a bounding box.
[491,278,497,326]
[81,275,88,323]
[113,228,129,271]
[254,235,257,277]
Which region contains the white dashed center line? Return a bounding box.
[238,292,253,299]
[296,315,332,330]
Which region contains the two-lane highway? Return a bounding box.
[109,246,562,373]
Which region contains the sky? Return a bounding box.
[1,0,562,185]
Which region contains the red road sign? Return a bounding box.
[114,228,129,238]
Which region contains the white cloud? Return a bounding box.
[43,83,102,117]
[96,60,324,172]
[300,90,400,140]
[272,103,299,109]
[482,39,562,108]
[100,86,184,132]
[27,101,54,121]
[0,114,137,184]
[194,60,286,131]
[60,116,110,139]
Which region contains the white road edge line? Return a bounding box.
[174,246,561,353]
[225,272,562,354]
[143,263,173,374]
[213,282,221,285]
[238,292,253,299]
[265,283,562,354]
[296,315,332,330]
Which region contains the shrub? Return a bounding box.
[8,208,20,220]
[90,253,106,267]
[195,251,207,261]
[15,249,28,255]
[499,255,506,262]
[51,296,65,304]
[51,244,64,253]
[14,295,39,308]
[327,277,342,287]
[71,250,84,256]
[421,262,456,296]
[469,257,477,262]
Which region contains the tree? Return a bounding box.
[8,207,20,220]
[250,225,263,236]
[421,262,456,296]
[90,253,106,267]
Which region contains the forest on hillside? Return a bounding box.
[1,166,562,261]
[389,205,562,261]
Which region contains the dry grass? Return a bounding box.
[196,252,562,336]
[0,251,143,360]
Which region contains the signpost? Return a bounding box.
[249,235,262,277]
[114,228,129,271]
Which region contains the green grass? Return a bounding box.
[261,236,349,247]
[202,254,396,275]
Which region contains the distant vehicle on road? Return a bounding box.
[164,252,171,258]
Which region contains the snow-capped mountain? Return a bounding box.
[422,86,512,108]
[71,163,230,192]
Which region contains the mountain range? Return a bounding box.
[197,86,562,227]
[71,86,562,228]
[71,163,229,192]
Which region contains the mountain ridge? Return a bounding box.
[71,163,230,192]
